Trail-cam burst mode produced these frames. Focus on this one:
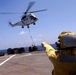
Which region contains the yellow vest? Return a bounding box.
[42,42,76,75]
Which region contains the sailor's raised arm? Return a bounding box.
[41,42,56,58]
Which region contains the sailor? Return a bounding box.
[41,31,76,75]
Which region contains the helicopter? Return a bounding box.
[1,2,47,28]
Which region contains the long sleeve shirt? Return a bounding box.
[42,42,76,75]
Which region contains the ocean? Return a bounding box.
[0,44,57,54]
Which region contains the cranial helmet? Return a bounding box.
[55,31,76,50]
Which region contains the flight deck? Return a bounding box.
[0,51,53,75]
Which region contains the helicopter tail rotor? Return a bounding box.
[9,22,13,27]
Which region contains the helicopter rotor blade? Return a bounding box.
[0,12,22,14]
[0,2,47,15]
[24,2,35,14]
[0,9,47,14]
[28,9,47,13]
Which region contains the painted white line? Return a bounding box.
[14,53,45,59]
[25,53,32,56]
[0,55,12,60]
[0,54,16,66]
[14,53,32,59]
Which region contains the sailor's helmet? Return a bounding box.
[56,31,76,49]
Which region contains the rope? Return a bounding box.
[28,28,35,46]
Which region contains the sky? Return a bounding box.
[0,0,76,49]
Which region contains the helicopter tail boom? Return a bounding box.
[9,22,14,27]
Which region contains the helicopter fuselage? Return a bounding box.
[9,13,38,28]
[8,2,47,28]
[21,13,38,26]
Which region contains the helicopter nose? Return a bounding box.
[34,17,38,21]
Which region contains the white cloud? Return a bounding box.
[38,34,45,37]
[31,34,45,42]
[34,38,42,41]
[19,31,27,35]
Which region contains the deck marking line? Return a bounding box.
[0,54,16,66]
[14,53,32,59]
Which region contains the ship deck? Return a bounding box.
[0,51,54,75]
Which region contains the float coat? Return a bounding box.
[41,42,76,75]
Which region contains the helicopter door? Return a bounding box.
[27,15,33,24]
[21,15,26,20]
[22,15,32,25]
[22,16,28,21]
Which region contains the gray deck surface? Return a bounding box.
[0,51,54,75]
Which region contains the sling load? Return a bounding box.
[28,28,38,52]
[28,28,35,46]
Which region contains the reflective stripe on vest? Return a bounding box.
[59,55,76,62]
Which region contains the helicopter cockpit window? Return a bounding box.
[30,15,37,20]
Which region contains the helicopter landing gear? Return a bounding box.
[27,25,29,28]
[22,26,24,28]
[33,22,35,25]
